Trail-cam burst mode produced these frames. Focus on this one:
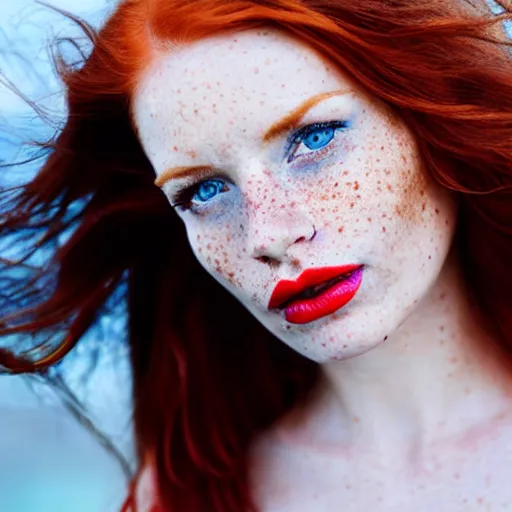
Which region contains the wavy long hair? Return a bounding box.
[1,0,512,510]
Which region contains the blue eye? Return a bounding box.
[193,179,225,203]
[289,120,349,162]
[302,127,335,150]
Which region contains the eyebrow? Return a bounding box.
[155,89,351,187]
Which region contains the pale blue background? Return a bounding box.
[0,2,134,511]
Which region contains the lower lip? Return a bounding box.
[282,267,364,324]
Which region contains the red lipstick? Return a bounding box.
[268,264,364,324]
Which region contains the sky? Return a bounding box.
[0,0,116,114]
[0,2,133,512]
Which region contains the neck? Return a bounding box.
[278,250,512,465]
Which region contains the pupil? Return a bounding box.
[304,128,334,150]
[198,181,220,201]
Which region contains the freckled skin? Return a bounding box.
[134,30,455,363]
[133,29,512,512]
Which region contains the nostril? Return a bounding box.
[257,255,272,264]
[295,236,306,244]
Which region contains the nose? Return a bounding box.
[248,206,317,264]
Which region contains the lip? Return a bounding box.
[268,264,364,324]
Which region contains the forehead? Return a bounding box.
[132,29,351,170]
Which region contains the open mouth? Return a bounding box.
[278,270,357,310]
[268,264,364,325]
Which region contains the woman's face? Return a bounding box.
[132,29,457,362]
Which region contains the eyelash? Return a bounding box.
[170,120,349,211]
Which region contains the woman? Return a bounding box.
[1,0,512,510]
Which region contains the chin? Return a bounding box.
[325,340,387,362]
[279,307,396,363]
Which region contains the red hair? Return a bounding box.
[1,0,512,510]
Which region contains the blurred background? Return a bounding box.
[0,1,134,511]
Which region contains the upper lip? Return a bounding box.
[268,264,363,310]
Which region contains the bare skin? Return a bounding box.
[250,253,512,511]
[132,29,512,511]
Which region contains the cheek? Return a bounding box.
[188,223,247,289]
[302,124,451,249]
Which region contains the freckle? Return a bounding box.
[342,170,349,176]
[384,336,388,340]
[382,226,386,232]
[386,184,393,192]
[435,208,440,214]
[428,255,432,259]
[440,325,445,331]
[338,226,344,233]
[343,344,348,348]
[334,182,339,187]
[173,146,178,151]
[332,194,337,199]
[206,244,212,249]
[367,217,372,222]
[321,343,326,347]
[286,325,291,330]
[354,181,359,190]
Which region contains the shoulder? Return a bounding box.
[131,460,161,512]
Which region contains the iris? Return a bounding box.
[302,126,335,150]
[193,179,225,203]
